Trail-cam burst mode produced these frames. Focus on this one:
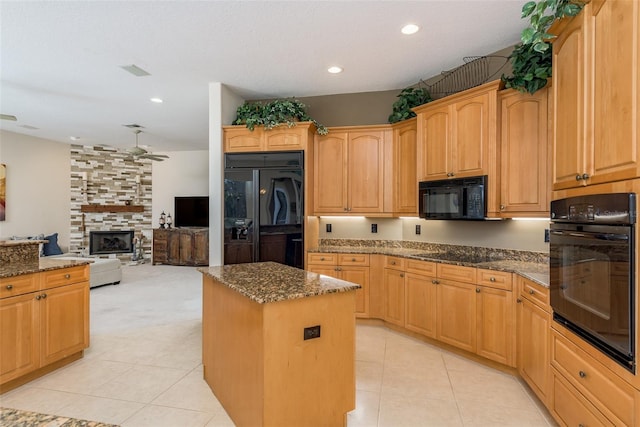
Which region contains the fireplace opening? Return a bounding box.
[89,230,134,255]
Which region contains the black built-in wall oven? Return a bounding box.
[550,193,636,372]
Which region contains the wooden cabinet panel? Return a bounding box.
[348,131,385,213]
[477,269,512,291]
[552,371,613,427]
[193,230,210,265]
[417,105,450,181]
[476,286,515,367]
[154,228,209,266]
[405,272,436,338]
[0,274,38,299]
[152,229,168,264]
[383,268,405,327]
[392,119,418,215]
[338,254,369,266]
[342,267,370,317]
[0,293,39,384]
[313,133,348,213]
[518,296,551,405]
[40,265,88,290]
[384,256,405,270]
[40,282,89,366]
[405,259,436,276]
[224,127,264,152]
[264,128,306,150]
[499,88,549,216]
[437,263,476,284]
[436,280,476,353]
[451,93,489,177]
[223,123,314,153]
[167,231,181,264]
[307,253,338,265]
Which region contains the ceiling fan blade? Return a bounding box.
[140,154,167,161]
[0,114,17,121]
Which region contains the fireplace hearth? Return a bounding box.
[90,230,134,255]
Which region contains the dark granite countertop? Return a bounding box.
[0,257,92,279]
[0,407,118,427]
[308,245,550,287]
[198,261,361,304]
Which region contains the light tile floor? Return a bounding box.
[0,264,555,426]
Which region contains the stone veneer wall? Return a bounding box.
[70,145,152,261]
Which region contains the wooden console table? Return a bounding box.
[153,228,209,266]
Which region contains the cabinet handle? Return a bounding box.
[35,295,41,300]
[320,257,325,261]
[41,293,47,299]
[400,273,404,278]
[351,258,356,262]
[489,277,496,282]
[576,174,583,181]
[476,288,481,293]
[391,261,396,265]
[432,279,438,284]
[5,284,13,290]
[516,298,522,303]
[500,205,505,210]
[579,370,587,378]
[64,274,71,279]
[529,289,535,295]
[581,173,590,180]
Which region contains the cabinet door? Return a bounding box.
[393,120,418,215]
[264,128,305,151]
[224,127,264,152]
[40,282,89,366]
[476,286,515,367]
[347,131,385,213]
[307,265,339,279]
[417,105,450,181]
[314,133,348,213]
[405,273,436,338]
[383,268,405,327]
[518,297,551,405]
[193,230,209,266]
[167,231,181,264]
[451,93,490,178]
[0,293,39,384]
[552,10,587,190]
[341,266,370,318]
[436,280,476,353]
[499,88,549,216]
[588,0,640,185]
[179,231,194,265]
[552,372,613,427]
[152,229,168,264]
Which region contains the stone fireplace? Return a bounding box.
[89,230,134,255]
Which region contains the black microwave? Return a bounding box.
[418,175,487,220]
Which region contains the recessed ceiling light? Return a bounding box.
[327,66,343,74]
[401,24,420,35]
[150,97,163,103]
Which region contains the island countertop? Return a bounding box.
[198,261,361,304]
[0,257,92,279]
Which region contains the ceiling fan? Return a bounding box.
[127,130,169,162]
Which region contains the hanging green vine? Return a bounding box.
[502,0,585,94]
[387,87,433,124]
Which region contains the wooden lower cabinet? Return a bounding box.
[517,276,551,405]
[552,371,613,427]
[436,280,477,353]
[476,285,515,367]
[153,228,209,266]
[405,272,436,338]
[307,253,370,317]
[0,265,89,391]
[383,268,405,327]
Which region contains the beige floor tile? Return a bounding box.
[28,359,134,394]
[378,394,463,427]
[457,399,551,426]
[121,404,214,427]
[442,352,499,375]
[57,394,145,425]
[151,368,223,413]
[89,365,189,403]
[448,369,536,410]
[356,360,384,392]
[203,408,236,427]
[381,363,455,402]
[347,389,380,427]
[356,326,388,364]
[0,387,80,414]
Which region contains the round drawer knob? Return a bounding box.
[64,274,71,279]
[576,174,583,181]
[432,279,438,284]
[579,370,586,378]
[351,258,356,262]
[489,277,496,282]
[400,273,404,278]
[391,261,396,265]
[476,288,481,293]
[529,289,535,295]
[6,284,13,290]
[320,257,325,261]
[516,298,522,303]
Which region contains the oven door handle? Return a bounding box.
[561,231,629,241]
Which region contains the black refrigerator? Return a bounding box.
[223,151,304,268]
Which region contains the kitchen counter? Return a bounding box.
[309,244,549,287]
[200,262,357,426]
[198,261,361,304]
[0,257,92,279]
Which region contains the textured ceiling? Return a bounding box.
[0,1,526,151]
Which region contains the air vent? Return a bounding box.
[120,64,151,77]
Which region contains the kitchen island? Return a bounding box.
[199,262,360,427]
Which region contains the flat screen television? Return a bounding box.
[174,196,209,227]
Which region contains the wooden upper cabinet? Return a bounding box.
[313,126,391,215]
[223,122,315,153]
[392,118,418,215]
[498,88,550,217]
[552,0,640,190]
[415,80,500,183]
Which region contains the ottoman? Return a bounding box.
[54,256,122,288]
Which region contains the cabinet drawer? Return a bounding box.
[307,253,337,265]
[405,259,436,276]
[520,277,549,310]
[552,370,613,427]
[437,264,476,284]
[477,269,512,291]
[338,254,370,266]
[385,256,405,270]
[0,273,39,299]
[40,266,89,290]
[551,331,635,426]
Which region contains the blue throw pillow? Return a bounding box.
[43,233,63,256]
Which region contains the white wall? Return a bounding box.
[318,217,550,253]
[0,130,71,250]
[151,150,209,228]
